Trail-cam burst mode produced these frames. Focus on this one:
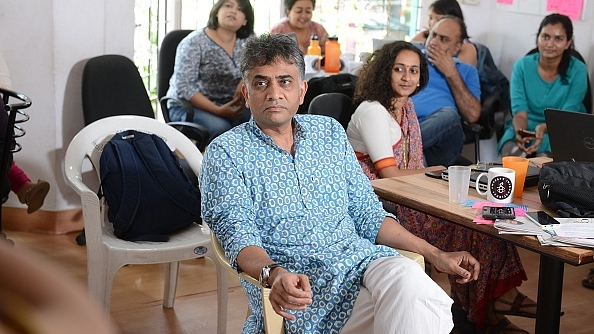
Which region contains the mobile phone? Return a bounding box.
[516,129,536,138]
[425,170,445,179]
[526,211,559,227]
[482,206,516,220]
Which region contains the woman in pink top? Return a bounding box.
[269,0,329,55]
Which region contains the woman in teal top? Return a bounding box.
[498,13,587,157]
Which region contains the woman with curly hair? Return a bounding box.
[346,40,535,334]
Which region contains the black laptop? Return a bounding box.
[545,108,594,162]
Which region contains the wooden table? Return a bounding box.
[372,173,594,334]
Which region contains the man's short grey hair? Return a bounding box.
[240,33,305,83]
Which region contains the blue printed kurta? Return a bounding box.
[200,115,399,333]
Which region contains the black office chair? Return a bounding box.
[76,54,206,245]
[0,88,31,244]
[307,92,354,130]
[461,42,509,164]
[83,54,208,150]
[299,73,358,115]
[157,29,193,124]
[462,93,499,164]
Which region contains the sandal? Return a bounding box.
[582,268,594,289]
[486,317,529,334]
[24,179,50,214]
[493,292,537,319]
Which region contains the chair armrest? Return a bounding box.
[396,249,425,270]
[210,233,285,333]
[166,121,210,152]
[261,288,285,334]
[209,234,423,334]
[159,96,195,123]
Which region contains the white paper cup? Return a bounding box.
[448,165,471,205]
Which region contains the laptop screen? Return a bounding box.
[545,108,594,162]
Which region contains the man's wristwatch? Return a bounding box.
[259,263,282,288]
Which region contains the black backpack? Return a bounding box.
[99,130,202,241]
[538,161,594,218]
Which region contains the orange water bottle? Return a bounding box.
[307,34,322,57]
[324,36,341,73]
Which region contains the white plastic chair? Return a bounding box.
[211,232,425,334]
[64,115,228,333]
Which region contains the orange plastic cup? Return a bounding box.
[502,156,530,197]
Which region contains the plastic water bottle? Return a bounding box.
[307,34,322,57]
[324,37,341,73]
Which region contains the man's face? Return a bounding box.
[242,60,307,131]
[425,18,462,56]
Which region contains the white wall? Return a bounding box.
[0,0,592,213]
[0,0,134,211]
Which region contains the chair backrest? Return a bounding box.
[526,47,592,113]
[298,73,358,114]
[64,115,203,243]
[307,92,354,129]
[475,42,509,111]
[157,29,193,123]
[82,55,154,125]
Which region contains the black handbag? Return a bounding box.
[538,161,594,218]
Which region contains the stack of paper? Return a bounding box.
[525,215,594,248]
[548,218,594,248]
[492,213,594,248]
[493,216,548,236]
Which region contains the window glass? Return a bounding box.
[134,0,420,102]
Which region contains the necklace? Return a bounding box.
[388,106,402,124]
[388,103,410,169]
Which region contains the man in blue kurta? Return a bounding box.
[200,33,480,334]
[411,16,481,167]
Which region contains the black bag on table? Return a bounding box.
[538,161,594,218]
[99,130,202,241]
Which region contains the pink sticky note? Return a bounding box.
[547,0,583,21]
[474,215,495,225]
[514,208,526,216]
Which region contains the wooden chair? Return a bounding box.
[211,232,424,334]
